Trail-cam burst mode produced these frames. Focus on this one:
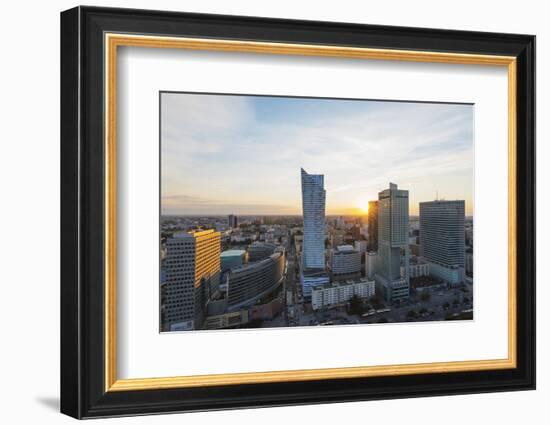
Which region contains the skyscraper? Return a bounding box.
[300,168,328,299]
[367,200,379,251]
[375,183,410,302]
[163,229,221,331]
[419,200,465,285]
[301,168,326,269]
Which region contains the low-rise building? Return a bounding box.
[330,230,346,248]
[365,251,381,280]
[330,245,362,281]
[426,261,464,286]
[226,251,285,311]
[301,269,330,300]
[311,278,375,310]
[220,249,247,272]
[401,258,429,278]
[203,310,249,330]
[250,298,283,320]
[354,240,368,255]
[374,274,409,303]
[247,241,277,262]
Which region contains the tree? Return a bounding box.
[371,296,384,310]
[407,309,417,318]
[443,302,450,309]
[419,307,428,315]
[245,318,264,328]
[349,294,363,315]
[452,299,460,306]
[420,291,431,302]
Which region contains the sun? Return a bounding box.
[358,200,369,215]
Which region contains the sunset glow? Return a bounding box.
[161,93,474,216]
[358,200,369,215]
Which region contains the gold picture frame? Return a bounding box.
[104,33,517,392]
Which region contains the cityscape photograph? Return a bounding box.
[160,92,474,332]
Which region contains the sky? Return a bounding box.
[161,92,473,216]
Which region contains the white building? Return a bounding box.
[365,251,381,280]
[311,278,375,310]
[401,260,430,278]
[354,240,368,254]
[330,245,362,280]
[301,271,330,299]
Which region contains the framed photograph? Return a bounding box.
[60,6,535,419]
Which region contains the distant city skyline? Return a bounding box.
[161,93,474,216]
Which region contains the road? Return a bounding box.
[360,284,474,324]
[261,230,474,328]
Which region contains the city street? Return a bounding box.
[257,228,475,330]
[260,283,473,329]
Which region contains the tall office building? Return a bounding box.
[228,214,238,229]
[367,200,379,251]
[375,183,410,302]
[300,168,328,298]
[419,200,465,285]
[163,229,221,331]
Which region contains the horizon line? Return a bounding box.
[161,213,474,218]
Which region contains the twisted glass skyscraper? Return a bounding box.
[301,168,326,269]
[300,168,328,299]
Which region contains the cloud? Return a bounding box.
[161,94,474,215]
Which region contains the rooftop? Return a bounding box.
[336,245,355,252]
[312,277,374,291]
[173,229,217,239]
[221,249,247,258]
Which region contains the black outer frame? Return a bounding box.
[60,6,535,419]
